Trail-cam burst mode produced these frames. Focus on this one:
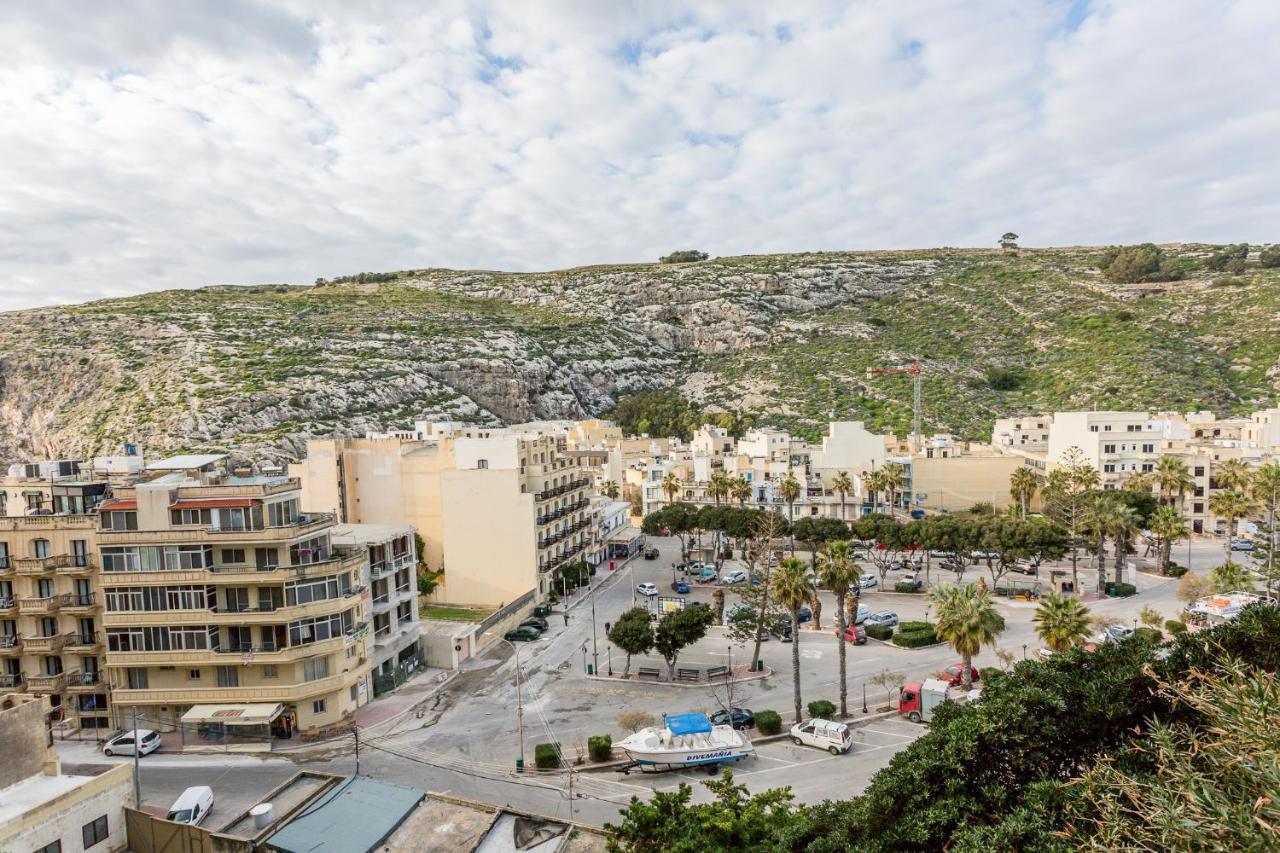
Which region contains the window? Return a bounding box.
[188,669,201,680]
[216,666,239,687]
[126,668,148,689]
[262,664,278,679]
[221,549,245,564]
[82,815,109,848]
[1103,425,1112,431]
[350,684,359,703]
[0,542,8,569]
[1194,502,1204,514]
[100,510,138,531]
[288,610,353,647]
[35,841,62,853]
[1103,444,1116,454]
[1141,463,1154,473]
[1142,443,1154,453]
[1194,466,1205,477]
[268,499,299,528]
[303,657,329,682]
[1103,464,1116,473]
[286,573,349,606]
[477,458,488,469]
[33,539,51,559]
[290,535,329,566]
[397,600,413,622]
[171,508,212,526]
[312,699,327,715]
[1088,425,1099,432]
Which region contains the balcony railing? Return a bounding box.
[0,634,20,651]
[15,554,76,575]
[18,595,60,614]
[67,670,104,689]
[21,632,72,653]
[27,671,68,693]
[0,596,14,611]
[62,592,97,610]
[66,632,101,650]
[0,673,22,688]
[57,558,95,575]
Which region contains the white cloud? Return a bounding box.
[0,0,1276,311]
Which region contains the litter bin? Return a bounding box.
[516,758,525,772]
[587,664,595,675]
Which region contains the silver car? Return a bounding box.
[864,610,898,628]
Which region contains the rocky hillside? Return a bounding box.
[1,246,1277,462]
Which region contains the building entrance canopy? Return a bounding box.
[181,703,283,725]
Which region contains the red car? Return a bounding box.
[834,625,867,645]
[943,662,981,686]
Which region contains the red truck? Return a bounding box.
[899,678,978,723]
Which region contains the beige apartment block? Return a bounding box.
[0,513,111,732]
[292,423,595,607]
[99,455,371,738]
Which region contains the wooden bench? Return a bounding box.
[676,668,701,683]
[705,665,729,680]
[637,667,662,681]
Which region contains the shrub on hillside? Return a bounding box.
[1134,627,1163,643]
[755,710,782,735]
[807,700,837,719]
[588,734,613,762]
[659,250,709,263]
[534,742,562,769]
[1098,243,1184,283]
[1204,243,1248,271]
[1260,244,1280,268]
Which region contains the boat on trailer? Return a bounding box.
[617,712,755,772]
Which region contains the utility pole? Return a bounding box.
[514,644,526,771]
[589,579,599,676]
[568,766,576,822]
[354,726,360,775]
[131,706,141,807]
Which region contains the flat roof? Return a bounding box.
[0,773,99,825]
[146,454,227,471]
[606,525,643,542]
[266,777,425,853]
[330,523,414,545]
[182,703,282,724]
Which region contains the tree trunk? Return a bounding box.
[750,573,769,669]
[623,653,632,678]
[666,657,676,682]
[1114,535,1126,584]
[811,595,822,632]
[1096,540,1107,594]
[961,652,973,690]
[836,591,848,716]
[791,606,803,724]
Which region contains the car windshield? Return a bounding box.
[167,809,193,823]
[143,732,160,742]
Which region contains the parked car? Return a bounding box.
[532,604,553,618]
[794,605,813,623]
[779,622,793,642]
[790,719,853,755]
[710,707,756,730]
[166,786,214,826]
[1013,558,1040,574]
[721,568,749,585]
[636,582,659,597]
[104,729,162,757]
[726,602,753,621]
[698,566,719,582]
[687,561,708,573]
[864,610,898,628]
[1230,539,1255,552]
[1099,623,1135,643]
[834,625,867,644]
[897,572,923,592]
[644,547,659,560]
[504,625,542,642]
[520,616,549,632]
[971,550,999,561]
[939,560,967,574]
[943,662,981,687]
[670,580,690,594]
[853,603,871,624]
[857,575,878,590]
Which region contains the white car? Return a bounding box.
[853,603,870,625]
[721,569,748,585]
[857,575,878,590]
[790,719,853,755]
[104,729,161,757]
[636,582,659,597]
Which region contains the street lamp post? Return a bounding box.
[589,577,600,676]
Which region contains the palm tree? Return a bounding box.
[928,582,1003,690]
[1209,489,1255,563]
[1032,592,1092,653]
[779,471,801,533]
[773,557,813,723]
[1009,467,1038,519]
[711,587,725,623]
[1103,500,1142,584]
[880,462,906,515]
[1123,470,1156,495]
[831,471,853,522]
[602,480,620,500]
[1154,456,1194,508]
[1148,505,1189,575]
[1251,461,1280,598]
[816,541,860,716]
[1215,459,1253,492]
[661,471,681,506]
[708,472,729,505]
[1210,560,1255,593]
[730,476,752,506]
[864,468,887,515]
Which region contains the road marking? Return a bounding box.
[859,727,921,741]
[800,649,823,660]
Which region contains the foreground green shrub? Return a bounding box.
[755,710,782,735]
[534,742,562,769]
[894,582,924,593]
[1165,619,1187,635]
[1106,582,1137,597]
[892,623,938,648]
[807,700,836,719]
[1164,563,1188,578]
[864,623,894,641]
[588,734,613,762]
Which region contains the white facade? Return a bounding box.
[330,523,421,685]
[808,421,888,478]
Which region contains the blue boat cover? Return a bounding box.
[667,713,713,735]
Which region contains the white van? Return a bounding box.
[166,786,214,826]
[789,719,853,755]
[721,568,748,585]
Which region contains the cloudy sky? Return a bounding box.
[1,1,1277,312]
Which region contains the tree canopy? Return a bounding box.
[1098,243,1185,283]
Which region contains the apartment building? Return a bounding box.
[99,454,371,736]
[0,512,109,731]
[330,523,421,693]
[292,422,596,606]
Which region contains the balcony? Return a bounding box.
[0,560,11,576]
[18,595,60,615]
[65,632,102,652]
[95,512,334,545]
[15,555,71,576]
[57,559,95,576]
[108,671,357,706]
[22,633,72,654]
[0,635,20,655]
[0,673,22,688]
[372,595,392,614]
[105,634,351,666]
[62,592,98,612]
[27,671,68,693]
[100,552,365,586]
[103,596,353,627]
[0,595,14,613]
[66,670,106,692]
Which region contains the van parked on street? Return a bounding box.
[790,719,853,755]
[166,786,214,826]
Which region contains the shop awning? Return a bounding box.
[181,703,282,725]
[170,498,262,509]
[606,525,643,543]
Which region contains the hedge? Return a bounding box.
[755,710,783,735]
[1164,564,1189,578]
[892,623,938,649]
[1134,627,1163,643]
[588,734,613,762]
[534,742,562,769]
[898,620,931,632]
[807,700,836,719]
[864,623,894,641]
[1105,582,1138,597]
[1165,619,1188,635]
[894,582,924,593]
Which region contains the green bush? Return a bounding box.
[1165,619,1187,635]
[1106,582,1138,598]
[1135,627,1164,643]
[1164,563,1189,578]
[898,621,931,632]
[1260,244,1280,268]
[807,700,836,719]
[864,623,894,641]
[892,623,938,648]
[755,710,782,735]
[534,742,562,770]
[587,734,613,762]
[1098,243,1184,283]
[894,582,924,593]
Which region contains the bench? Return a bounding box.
[637,667,662,681]
[676,668,701,683]
[705,665,729,680]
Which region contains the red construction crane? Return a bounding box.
[865,361,924,450]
